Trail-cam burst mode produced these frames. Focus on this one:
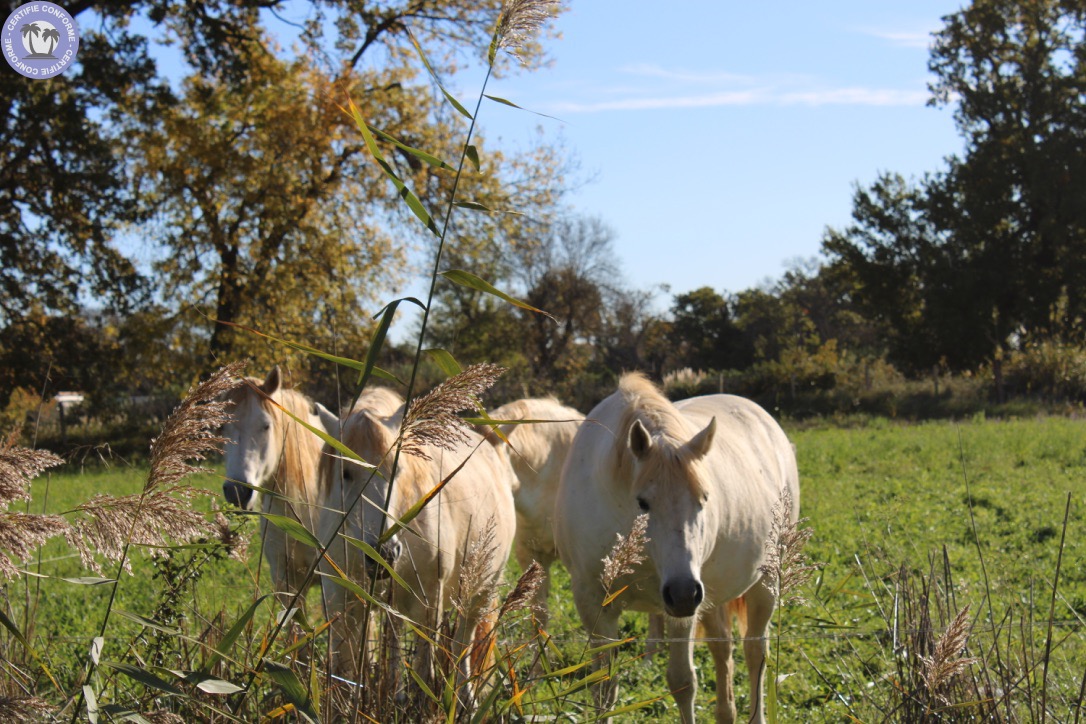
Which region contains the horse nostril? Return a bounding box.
[661,577,703,618]
[662,584,675,610]
[223,482,252,509]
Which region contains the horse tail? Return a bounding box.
[728,595,749,639]
[470,610,498,677]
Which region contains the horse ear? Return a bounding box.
[685,417,717,460]
[628,419,653,460]
[262,366,282,395]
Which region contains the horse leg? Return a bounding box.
[645,613,665,660]
[740,582,776,724]
[702,602,737,724]
[573,583,621,720]
[665,615,697,724]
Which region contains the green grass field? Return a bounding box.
[6,415,1085,720]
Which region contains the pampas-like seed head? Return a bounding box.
[759,486,817,606]
[921,605,979,704]
[66,486,215,574]
[454,516,500,620]
[400,363,504,460]
[491,0,561,65]
[62,365,241,573]
[600,513,649,593]
[0,511,70,580]
[146,362,244,493]
[214,512,250,561]
[0,438,63,509]
[498,559,545,619]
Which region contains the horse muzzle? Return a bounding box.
[223,480,254,510]
[364,538,402,580]
[661,576,704,618]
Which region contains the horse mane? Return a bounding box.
[349,386,404,418]
[613,372,706,497]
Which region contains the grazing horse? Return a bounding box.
[553,373,799,724]
[221,366,339,608]
[320,395,517,687]
[481,397,583,629]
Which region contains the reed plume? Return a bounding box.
[454,516,500,621]
[759,486,817,606]
[64,364,244,573]
[498,560,545,619]
[400,363,504,460]
[0,440,69,579]
[920,605,978,704]
[600,513,649,593]
[491,0,562,65]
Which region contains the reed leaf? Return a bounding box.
[103,661,185,696]
[346,98,440,236]
[262,659,317,723]
[406,30,473,120]
[255,512,321,549]
[201,594,271,674]
[440,269,555,320]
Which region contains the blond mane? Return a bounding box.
[613,372,706,497]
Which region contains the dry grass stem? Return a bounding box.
[0,439,63,507]
[493,0,561,64]
[498,560,545,619]
[600,513,649,593]
[759,486,817,606]
[0,695,57,722]
[401,363,504,460]
[921,605,979,704]
[0,512,70,580]
[146,361,243,493]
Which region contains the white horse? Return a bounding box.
[221,366,339,609]
[320,393,517,688]
[553,373,799,724]
[482,397,582,629]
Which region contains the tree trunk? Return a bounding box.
[208,245,242,366]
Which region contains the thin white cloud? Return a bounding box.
[617,62,758,85]
[859,27,938,49]
[548,85,929,113]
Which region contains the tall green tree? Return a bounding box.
[667,287,747,371]
[825,0,1086,382]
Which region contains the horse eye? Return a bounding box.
[343,470,353,483]
[261,423,271,431]
[636,496,649,512]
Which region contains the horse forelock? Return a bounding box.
[340,410,430,505]
[614,373,708,499]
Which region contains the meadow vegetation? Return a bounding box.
[4,414,1083,720]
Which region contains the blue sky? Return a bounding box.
[472,1,967,302]
[121,1,967,313]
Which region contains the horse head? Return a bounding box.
[334,407,406,580]
[627,415,717,618]
[222,366,284,511]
